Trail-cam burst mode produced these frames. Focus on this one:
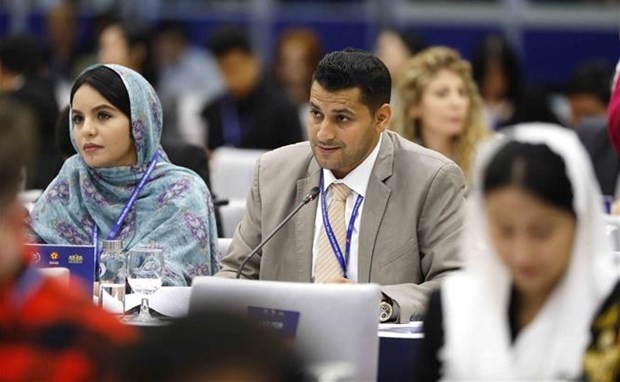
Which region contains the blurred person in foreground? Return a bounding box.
[417,123,619,381]
[28,65,220,286]
[120,309,306,382]
[201,26,303,152]
[217,49,466,323]
[393,46,489,182]
[0,98,136,382]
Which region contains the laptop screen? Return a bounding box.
[25,244,96,296]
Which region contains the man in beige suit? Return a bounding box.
[217,49,466,323]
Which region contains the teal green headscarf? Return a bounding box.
[29,64,220,286]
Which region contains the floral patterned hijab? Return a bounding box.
[29,64,220,286]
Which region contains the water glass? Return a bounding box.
[99,240,126,315]
[125,248,164,324]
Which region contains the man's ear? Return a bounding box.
[374,103,392,132]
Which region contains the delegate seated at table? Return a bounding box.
[28,64,220,286]
[217,49,466,323]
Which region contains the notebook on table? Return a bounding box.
[24,244,96,296]
[189,277,381,381]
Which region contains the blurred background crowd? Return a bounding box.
[0,0,618,199]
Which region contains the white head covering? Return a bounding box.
[440,123,619,381]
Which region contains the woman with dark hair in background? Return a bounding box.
[471,34,560,130]
[29,65,220,286]
[417,124,618,381]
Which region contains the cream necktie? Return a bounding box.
[315,183,352,283]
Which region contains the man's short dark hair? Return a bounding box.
[156,20,190,41]
[0,35,43,77]
[207,26,253,58]
[566,61,613,105]
[0,98,33,207]
[312,48,391,113]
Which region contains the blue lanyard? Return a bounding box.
[91,152,159,261]
[319,175,364,277]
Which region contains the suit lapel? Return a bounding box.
[295,159,321,282]
[358,134,394,282]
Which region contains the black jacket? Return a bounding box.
[201,78,303,151]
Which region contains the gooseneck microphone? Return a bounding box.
[236,186,320,279]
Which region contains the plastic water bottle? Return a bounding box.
[99,240,126,314]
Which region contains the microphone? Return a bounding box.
[236,186,320,279]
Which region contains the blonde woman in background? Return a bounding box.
[393,46,489,181]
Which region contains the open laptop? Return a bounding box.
[189,277,381,381]
[24,244,96,296]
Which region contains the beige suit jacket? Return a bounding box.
[217,130,466,322]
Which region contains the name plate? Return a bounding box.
[25,244,96,296]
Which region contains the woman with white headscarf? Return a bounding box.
[417,123,619,381]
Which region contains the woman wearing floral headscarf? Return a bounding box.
[417,123,619,381]
[29,64,220,286]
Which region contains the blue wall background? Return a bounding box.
[1,8,618,88]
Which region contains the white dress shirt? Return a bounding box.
[311,134,383,281]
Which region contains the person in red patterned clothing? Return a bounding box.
[0,98,137,382]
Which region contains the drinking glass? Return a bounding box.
[125,248,164,324]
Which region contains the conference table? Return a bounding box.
[120,287,423,382]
